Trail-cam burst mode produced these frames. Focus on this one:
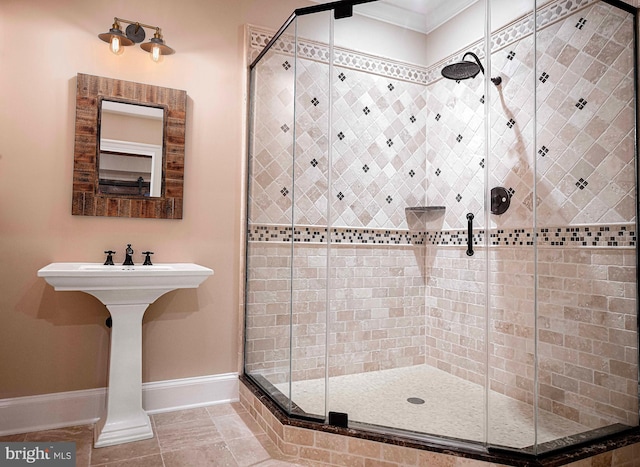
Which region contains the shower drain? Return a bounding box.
[407,397,425,405]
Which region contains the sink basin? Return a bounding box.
[78,264,175,271]
[38,262,213,305]
[38,262,213,448]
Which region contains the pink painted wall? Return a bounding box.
[0,0,311,398]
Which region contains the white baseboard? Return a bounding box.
[0,373,239,436]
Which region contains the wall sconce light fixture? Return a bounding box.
[98,17,175,62]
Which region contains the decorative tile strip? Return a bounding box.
[332,49,428,84]
[249,27,428,84]
[249,0,598,85]
[248,224,636,248]
[247,225,417,245]
[536,225,636,248]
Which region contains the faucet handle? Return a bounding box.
[104,250,116,266]
[142,251,154,266]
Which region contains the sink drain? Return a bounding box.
[407,397,425,405]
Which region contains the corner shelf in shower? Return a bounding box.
[405,206,446,214]
[404,206,446,219]
[405,206,446,230]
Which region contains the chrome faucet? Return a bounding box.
[123,244,134,266]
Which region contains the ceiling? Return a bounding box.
[310,0,480,34]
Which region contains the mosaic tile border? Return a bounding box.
[248,223,637,248]
[248,0,598,85]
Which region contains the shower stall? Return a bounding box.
[244,0,639,459]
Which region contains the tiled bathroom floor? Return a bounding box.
[0,403,309,466]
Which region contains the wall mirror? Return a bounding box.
[72,73,187,218]
[99,100,164,198]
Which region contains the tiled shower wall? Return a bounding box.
[246,0,637,432]
[248,42,427,229]
[245,243,425,387]
[424,0,636,230]
[249,0,635,231]
[424,245,638,429]
[420,0,638,430]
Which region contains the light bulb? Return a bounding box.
[151,44,161,62]
[110,36,121,55]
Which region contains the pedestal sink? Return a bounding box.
[37,262,213,448]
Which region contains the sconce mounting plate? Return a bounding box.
[125,23,146,43]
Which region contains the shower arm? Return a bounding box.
[463,52,485,75]
[462,52,502,86]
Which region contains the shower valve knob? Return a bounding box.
[491,186,511,215]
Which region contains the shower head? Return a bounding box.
[441,52,502,86]
[441,52,483,80]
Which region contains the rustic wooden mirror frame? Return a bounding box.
[72,73,187,218]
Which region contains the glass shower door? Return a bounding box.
[323,0,491,444]
[485,0,537,450]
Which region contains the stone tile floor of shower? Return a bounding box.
[0,403,306,467]
[275,365,588,449]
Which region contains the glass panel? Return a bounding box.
[420,0,489,443]
[320,0,489,444]
[328,4,430,433]
[288,10,332,421]
[533,0,638,454]
[244,19,298,412]
[486,0,538,450]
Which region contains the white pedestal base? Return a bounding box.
[94,303,153,448]
[94,411,153,448]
